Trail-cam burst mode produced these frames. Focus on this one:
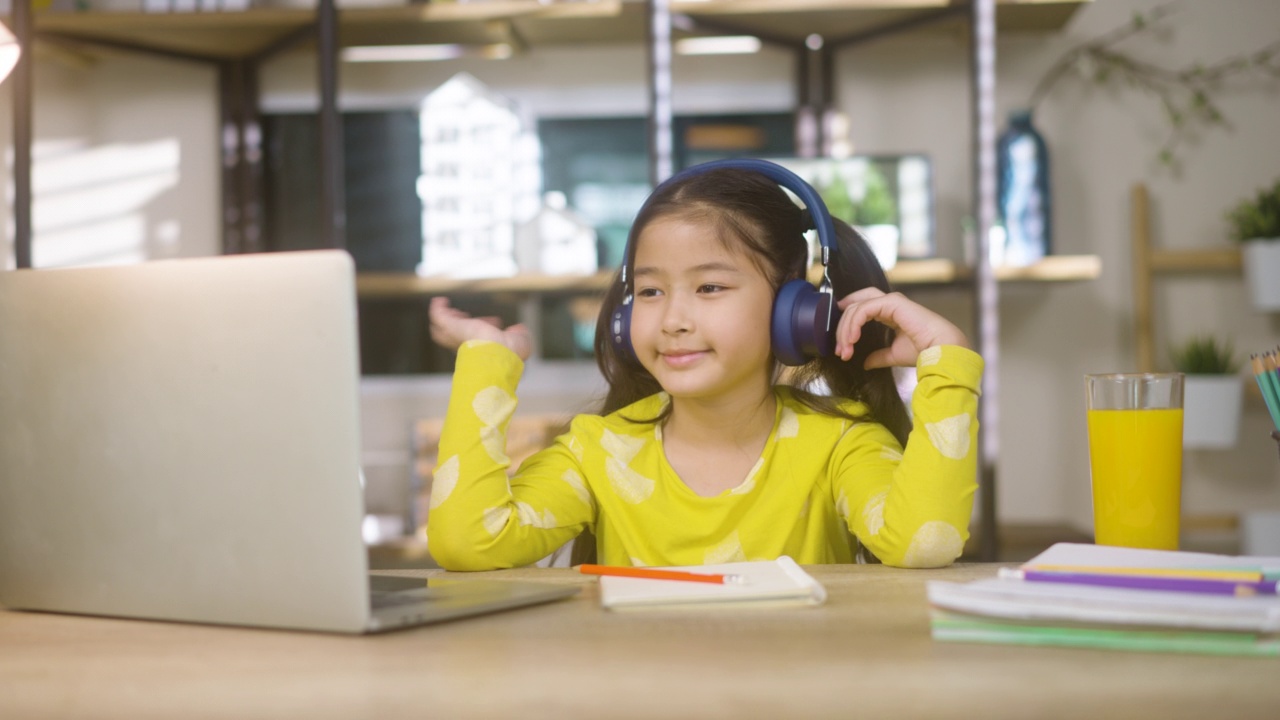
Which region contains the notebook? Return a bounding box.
[926,543,1280,656]
[928,543,1280,632]
[596,557,827,610]
[0,250,578,634]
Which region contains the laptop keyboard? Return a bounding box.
[371,590,430,610]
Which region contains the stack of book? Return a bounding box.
[927,543,1280,657]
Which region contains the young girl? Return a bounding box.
[426,161,982,570]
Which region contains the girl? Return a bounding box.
[426,161,982,570]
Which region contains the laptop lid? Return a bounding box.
[0,251,372,633]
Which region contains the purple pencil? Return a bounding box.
[1010,569,1280,597]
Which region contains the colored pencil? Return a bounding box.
[1252,354,1280,431]
[578,564,744,585]
[1023,564,1264,582]
[1000,568,1280,597]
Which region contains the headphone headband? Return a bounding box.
[621,158,836,283]
[610,157,839,366]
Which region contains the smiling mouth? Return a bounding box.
[661,350,706,368]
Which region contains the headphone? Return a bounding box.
[608,158,837,367]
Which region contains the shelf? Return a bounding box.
[989,254,1103,282]
[356,254,1102,298]
[357,269,615,298]
[1148,248,1242,274]
[31,0,1090,60]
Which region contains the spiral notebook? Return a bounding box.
[597,557,827,610]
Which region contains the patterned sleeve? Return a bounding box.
[832,345,984,568]
[425,341,595,570]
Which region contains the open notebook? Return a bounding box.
[596,557,827,610]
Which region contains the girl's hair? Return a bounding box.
[592,167,910,446]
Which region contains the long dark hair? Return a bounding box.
[591,166,910,446]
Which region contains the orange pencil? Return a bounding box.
[578,564,744,585]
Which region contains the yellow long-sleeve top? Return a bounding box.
[427,341,983,570]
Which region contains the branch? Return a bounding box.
[1028,2,1182,108]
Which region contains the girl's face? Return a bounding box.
[629,215,776,405]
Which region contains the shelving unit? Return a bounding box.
[1130,183,1243,373]
[30,1,1088,56]
[356,255,1102,298]
[7,0,1097,560]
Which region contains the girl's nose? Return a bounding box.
[661,295,692,334]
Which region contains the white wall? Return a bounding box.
[4,0,1279,536]
[0,51,218,268]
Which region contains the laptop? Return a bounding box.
[0,250,578,633]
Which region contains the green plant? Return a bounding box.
[816,173,856,225]
[1226,178,1280,242]
[1170,335,1239,375]
[852,165,897,227]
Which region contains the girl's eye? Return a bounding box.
[697,284,726,294]
[636,287,662,298]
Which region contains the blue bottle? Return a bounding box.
[997,109,1051,266]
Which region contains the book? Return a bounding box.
[930,609,1280,657]
[926,543,1280,656]
[595,556,827,610]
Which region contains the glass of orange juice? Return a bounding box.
[1084,373,1184,550]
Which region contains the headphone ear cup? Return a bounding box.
[609,297,635,361]
[771,279,835,366]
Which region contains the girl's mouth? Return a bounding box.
[662,350,706,368]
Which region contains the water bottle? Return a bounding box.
[997,109,1051,266]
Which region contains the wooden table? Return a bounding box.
[2,564,1275,719]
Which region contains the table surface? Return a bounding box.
[3,563,1276,719]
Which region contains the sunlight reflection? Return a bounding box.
[10,138,182,268]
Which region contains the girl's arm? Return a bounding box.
[830,288,982,568]
[425,301,594,570]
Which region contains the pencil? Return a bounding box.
[578,564,744,585]
[1023,564,1264,582]
[1001,568,1280,597]
[1252,354,1280,430]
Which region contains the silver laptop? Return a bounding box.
[0,250,577,633]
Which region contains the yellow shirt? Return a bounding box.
[427,341,983,570]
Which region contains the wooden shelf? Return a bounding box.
[990,253,1103,282]
[31,0,1091,60]
[357,269,615,298]
[357,254,1102,298]
[1148,248,1242,274]
[845,254,1101,287]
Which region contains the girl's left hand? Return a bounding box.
[834,288,969,369]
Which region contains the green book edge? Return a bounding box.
[931,610,1280,658]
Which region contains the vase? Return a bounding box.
[996,109,1051,267]
[1242,238,1280,311]
[1182,374,1243,450]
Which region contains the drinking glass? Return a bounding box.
[1084,373,1184,550]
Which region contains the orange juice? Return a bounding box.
[1086,408,1183,550]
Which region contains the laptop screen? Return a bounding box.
[0,251,373,632]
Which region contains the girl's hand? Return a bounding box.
[428,296,533,361]
[834,288,969,369]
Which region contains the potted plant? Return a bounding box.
[1170,335,1242,449]
[1228,178,1280,310]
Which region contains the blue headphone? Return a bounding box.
[608,158,837,367]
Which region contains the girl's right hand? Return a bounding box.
[834,287,969,369]
[428,297,533,361]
